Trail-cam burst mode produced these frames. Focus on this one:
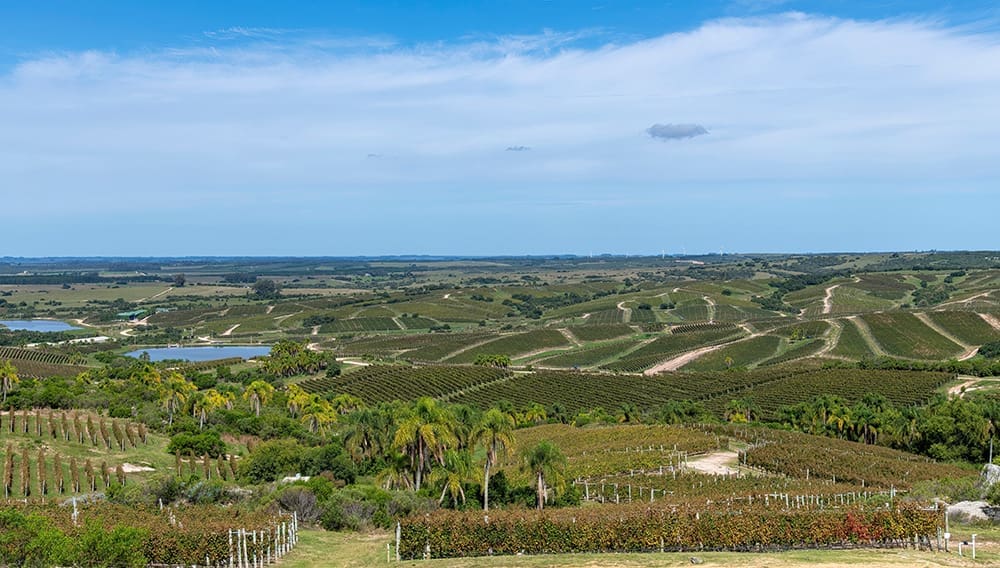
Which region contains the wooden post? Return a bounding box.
[396,521,401,561]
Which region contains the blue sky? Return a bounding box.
[2,1,999,256]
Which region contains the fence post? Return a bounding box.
[396,521,401,561]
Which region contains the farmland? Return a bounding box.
[1,254,1000,566]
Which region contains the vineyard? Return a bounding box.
[925,310,1000,345]
[318,317,401,333]
[0,347,73,365]
[830,319,876,360]
[711,369,951,417]
[535,341,634,369]
[443,329,569,363]
[758,338,826,366]
[399,503,939,559]
[601,327,745,372]
[680,335,782,371]
[566,324,634,341]
[297,365,512,402]
[721,426,974,488]
[859,313,963,360]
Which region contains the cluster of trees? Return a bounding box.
[773,393,1000,464]
[261,340,336,377]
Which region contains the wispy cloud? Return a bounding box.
[646,124,709,140]
[2,14,999,222]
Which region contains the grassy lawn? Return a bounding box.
[284,528,1000,567]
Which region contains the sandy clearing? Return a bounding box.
[121,463,155,473]
[311,325,320,336]
[686,450,740,475]
[265,305,275,314]
[980,312,1000,331]
[221,324,240,337]
[443,293,452,299]
[581,313,591,319]
[335,357,370,367]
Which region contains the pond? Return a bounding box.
[124,345,272,362]
[0,319,82,332]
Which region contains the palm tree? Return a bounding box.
[193,389,230,430]
[393,397,457,491]
[431,450,473,507]
[242,380,275,417]
[0,361,19,404]
[330,393,365,415]
[160,373,196,425]
[521,440,566,510]
[617,403,640,424]
[471,408,516,511]
[300,399,337,434]
[725,398,757,423]
[521,403,547,426]
[285,384,312,418]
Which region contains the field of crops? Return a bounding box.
[860,313,962,359]
[319,317,401,333]
[728,427,973,488]
[848,274,915,300]
[585,309,626,324]
[298,365,511,402]
[601,327,745,372]
[566,324,634,341]
[770,321,831,339]
[724,369,951,418]
[681,335,782,371]
[668,303,710,322]
[758,338,826,366]
[0,347,72,365]
[925,311,1000,345]
[443,329,569,363]
[535,341,635,369]
[397,315,438,329]
[830,319,876,359]
[628,307,658,323]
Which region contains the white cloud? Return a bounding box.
[2,13,999,214]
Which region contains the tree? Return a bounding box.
[159,373,196,426]
[474,354,511,368]
[0,361,19,404]
[173,274,186,287]
[472,408,516,511]
[521,440,566,510]
[252,279,281,300]
[393,397,457,491]
[193,389,232,430]
[431,449,473,507]
[286,384,313,418]
[243,380,275,417]
[300,399,337,435]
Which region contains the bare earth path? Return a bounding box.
[949,376,1000,398]
[265,305,275,314]
[980,312,1000,331]
[137,287,173,303]
[821,284,840,315]
[644,344,727,375]
[686,450,740,475]
[644,324,759,375]
[939,290,992,308]
[914,312,975,359]
[703,296,716,323]
[815,319,842,357]
[558,328,582,347]
[221,324,240,337]
[617,301,632,323]
[846,315,887,356]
